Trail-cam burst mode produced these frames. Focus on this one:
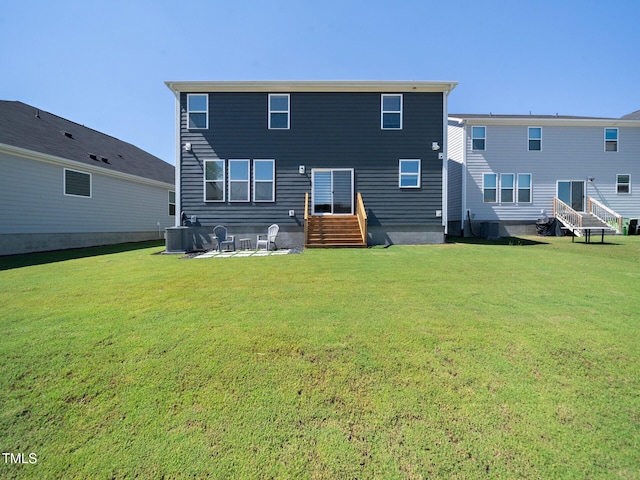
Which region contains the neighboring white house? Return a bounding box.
[0,101,175,255]
[448,113,640,237]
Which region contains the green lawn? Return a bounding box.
[1,237,639,479]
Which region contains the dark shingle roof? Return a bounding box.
[0,101,174,185]
[449,113,617,120]
[621,109,640,120]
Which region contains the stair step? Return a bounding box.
[305,215,366,248]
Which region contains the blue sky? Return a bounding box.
[2,0,639,165]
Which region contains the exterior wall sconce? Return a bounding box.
[183,142,192,152]
[298,165,305,174]
[431,142,441,151]
[588,177,595,182]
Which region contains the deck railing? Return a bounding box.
[587,197,622,233]
[356,192,367,244]
[553,197,583,236]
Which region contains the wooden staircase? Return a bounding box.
[305,215,367,248]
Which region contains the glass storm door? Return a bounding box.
[312,169,354,215]
[557,181,585,211]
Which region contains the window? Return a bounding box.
[605,128,618,152]
[382,94,402,129]
[528,127,542,151]
[64,169,91,197]
[500,174,515,203]
[472,126,486,150]
[269,94,290,129]
[617,174,630,194]
[169,191,176,216]
[254,159,275,202]
[204,160,225,202]
[229,159,250,202]
[399,159,421,188]
[517,174,532,203]
[483,173,497,202]
[187,94,208,129]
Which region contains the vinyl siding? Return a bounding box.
[179,91,445,228]
[447,119,464,224]
[463,124,640,220]
[0,152,175,234]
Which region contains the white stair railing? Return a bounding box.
[587,197,622,233]
[553,198,583,237]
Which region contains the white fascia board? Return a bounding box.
[165,80,458,94]
[454,116,640,128]
[0,143,174,190]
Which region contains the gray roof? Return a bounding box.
[621,109,640,120]
[450,113,616,120]
[0,100,174,185]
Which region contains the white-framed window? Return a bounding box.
[617,174,630,194]
[187,94,208,129]
[472,126,486,150]
[381,94,403,129]
[269,94,290,129]
[500,173,515,203]
[605,128,618,152]
[169,191,176,216]
[517,174,532,203]
[64,168,91,198]
[483,173,497,202]
[204,159,225,202]
[399,159,421,188]
[253,159,275,202]
[528,127,542,151]
[228,159,250,202]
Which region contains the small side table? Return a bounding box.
[239,238,252,250]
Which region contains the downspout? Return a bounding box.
[169,84,181,228]
[441,86,452,236]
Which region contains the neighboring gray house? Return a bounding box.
[165,81,457,249]
[448,113,640,237]
[0,101,175,255]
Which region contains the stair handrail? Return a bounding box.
[587,197,622,233]
[553,197,583,236]
[356,192,367,245]
[304,192,309,246]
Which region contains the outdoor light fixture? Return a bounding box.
[589,177,595,182]
[183,142,192,152]
[431,142,441,151]
[298,165,305,174]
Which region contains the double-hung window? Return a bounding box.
[399,159,421,188]
[472,126,486,150]
[500,174,515,203]
[253,159,275,202]
[605,128,618,152]
[483,173,497,202]
[187,94,208,129]
[64,169,91,198]
[229,160,250,202]
[517,174,532,202]
[528,127,542,151]
[617,174,630,194]
[204,160,225,202]
[269,94,290,129]
[382,94,402,129]
[169,191,176,216]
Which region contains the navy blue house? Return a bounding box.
[165,81,457,250]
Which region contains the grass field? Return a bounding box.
[1,236,639,479]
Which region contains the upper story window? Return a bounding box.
[617,174,630,194]
[187,94,208,129]
[483,173,497,202]
[204,159,225,202]
[269,94,290,129]
[472,126,486,150]
[253,159,275,202]
[605,128,618,152]
[228,160,250,202]
[381,94,403,129]
[64,169,91,198]
[399,159,421,188]
[528,127,542,151]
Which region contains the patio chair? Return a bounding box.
[256,224,279,251]
[213,225,235,251]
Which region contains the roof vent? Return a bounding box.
[88,153,98,161]
[101,157,110,164]
[62,131,73,139]
[35,109,40,118]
